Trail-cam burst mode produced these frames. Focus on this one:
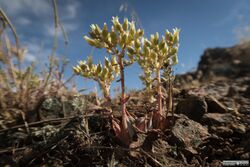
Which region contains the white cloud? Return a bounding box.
[22,41,53,64]
[0,0,51,16]
[119,3,128,13]
[0,0,81,20]
[213,0,250,27]
[45,22,78,37]
[234,25,250,43]
[64,22,78,31]
[23,42,40,62]
[64,1,80,19]
[25,53,37,62]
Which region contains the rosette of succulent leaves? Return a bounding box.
[73,17,144,146]
[136,28,180,129]
[73,56,119,101]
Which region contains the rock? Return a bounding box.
[197,42,250,79]
[230,123,246,134]
[227,86,238,97]
[210,160,222,167]
[41,97,62,119]
[240,152,250,160]
[243,86,250,98]
[169,115,210,155]
[234,147,245,158]
[175,96,207,122]
[205,96,228,113]
[239,105,250,115]
[202,113,234,126]
[42,97,62,111]
[211,126,233,137]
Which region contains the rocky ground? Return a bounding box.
[0,42,249,166]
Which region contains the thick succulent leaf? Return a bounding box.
[96,63,102,75]
[104,57,110,67]
[110,31,117,45]
[112,16,123,32]
[102,23,109,38]
[73,66,80,74]
[136,29,144,37]
[101,67,109,79]
[123,18,129,31]
[171,54,178,65]
[94,24,102,35]
[87,56,93,68]
[129,22,136,37]
[84,36,96,46]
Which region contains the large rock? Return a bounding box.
[202,113,247,135]
[175,96,207,122]
[198,42,250,79]
[205,96,228,113]
[201,113,234,126]
[168,115,210,155]
[243,86,250,98]
[210,126,233,137]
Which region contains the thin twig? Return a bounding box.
[0,113,111,133]
[0,8,20,56]
[51,0,59,56]
[0,147,26,154]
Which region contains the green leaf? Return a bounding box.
[171,54,178,65]
[101,67,109,79]
[150,51,157,60]
[144,39,151,47]
[159,37,165,50]
[173,28,180,44]
[104,57,110,67]
[94,24,102,35]
[120,33,127,46]
[96,63,102,75]
[112,16,122,32]
[128,46,135,55]
[95,40,104,48]
[154,32,159,45]
[123,18,129,31]
[84,36,96,46]
[102,23,109,38]
[87,56,93,68]
[89,31,97,39]
[136,29,144,37]
[162,44,168,55]
[169,47,177,56]
[135,39,140,49]
[111,56,117,65]
[129,22,135,36]
[73,66,80,74]
[143,46,150,56]
[110,31,117,45]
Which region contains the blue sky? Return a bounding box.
[1,0,250,94]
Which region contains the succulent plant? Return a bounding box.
[73,56,119,101]
[74,15,180,143]
[137,28,180,129]
[74,17,144,145]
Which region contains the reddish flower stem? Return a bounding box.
[118,54,127,132]
[157,68,163,116]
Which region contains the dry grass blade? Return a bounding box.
[51,0,69,54]
[51,0,59,56]
[0,8,20,55]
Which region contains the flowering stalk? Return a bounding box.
[137,29,180,129]
[75,17,144,145]
[73,56,119,102]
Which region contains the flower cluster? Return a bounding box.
[73,16,180,145]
